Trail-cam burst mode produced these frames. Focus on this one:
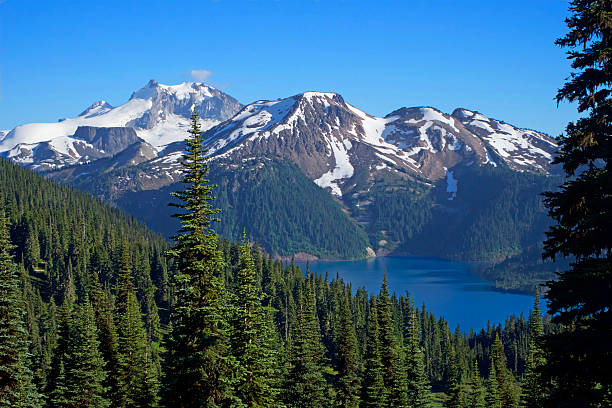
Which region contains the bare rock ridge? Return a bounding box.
[0,81,557,199]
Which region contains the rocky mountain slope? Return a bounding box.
[0,82,561,286]
[0,80,242,170]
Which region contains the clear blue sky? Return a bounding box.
[0,0,577,135]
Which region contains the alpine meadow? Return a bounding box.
[0,1,610,407]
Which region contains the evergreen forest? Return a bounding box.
[1,0,611,406]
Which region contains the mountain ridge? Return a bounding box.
[0,82,561,290]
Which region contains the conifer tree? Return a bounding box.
[377,275,406,407]
[116,288,160,407]
[542,1,612,406]
[446,348,463,408]
[163,108,236,407]
[90,275,120,403]
[465,362,485,408]
[230,236,279,406]
[0,211,41,407]
[46,300,73,408]
[285,282,328,408]
[65,299,109,408]
[521,291,545,408]
[335,291,360,408]
[405,307,431,408]
[360,296,386,408]
[485,355,501,408]
[490,334,518,408]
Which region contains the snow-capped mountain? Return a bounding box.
[199,92,557,197]
[0,80,242,170]
[17,83,558,264]
[2,82,557,202]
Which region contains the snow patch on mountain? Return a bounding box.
[314,136,354,197]
[444,167,458,200]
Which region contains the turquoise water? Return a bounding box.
[299,256,536,331]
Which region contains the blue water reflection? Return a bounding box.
[298,256,536,331]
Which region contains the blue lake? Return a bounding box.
[299,256,537,331]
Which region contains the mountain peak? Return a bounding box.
[129,80,217,101]
[78,100,114,118]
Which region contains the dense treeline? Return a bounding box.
[360,165,562,292]
[0,114,547,407]
[111,158,371,260]
[210,159,370,260]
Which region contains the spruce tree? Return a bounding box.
[163,108,236,407]
[335,291,360,408]
[360,296,386,408]
[490,334,518,408]
[465,362,485,408]
[405,307,431,408]
[116,286,160,407]
[285,282,328,408]
[230,236,279,406]
[485,355,501,408]
[521,291,545,408]
[0,211,41,407]
[377,275,406,407]
[446,349,463,408]
[65,299,109,408]
[542,1,612,406]
[90,275,120,403]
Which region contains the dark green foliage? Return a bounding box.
[335,292,360,408]
[367,167,558,263]
[115,158,371,260]
[377,275,406,407]
[405,306,432,408]
[1,134,551,407]
[446,349,463,408]
[64,300,110,408]
[360,296,386,408]
[285,281,328,408]
[90,276,120,403]
[163,110,236,407]
[490,334,519,408]
[115,245,160,408]
[0,211,41,407]
[485,355,501,408]
[211,159,370,260]
[230,237,280,406]
[541,1,612,406]
[465,362,485,408]
[521,291,545,408]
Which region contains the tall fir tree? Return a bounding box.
[377,275,407,407]
[90,275,120,403]
[521,291,545,408]
[485,354,501,408]
[360,296,386,408]
[490,334,518,408]
[163,108,236,407]
[405,306,432,408]
[542,1,612,406]
[64,299,109,408]
[230,236,280,407]
[465,362,485,408]
[335,291,360,408]
[115,255,160,408]
[285,281,328,408]
[446,348,463,408]
[0,210,41,407]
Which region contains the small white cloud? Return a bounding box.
[190,69,212,82]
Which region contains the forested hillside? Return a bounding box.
[0,120,547,406]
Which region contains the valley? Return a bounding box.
[0,80,564,292]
